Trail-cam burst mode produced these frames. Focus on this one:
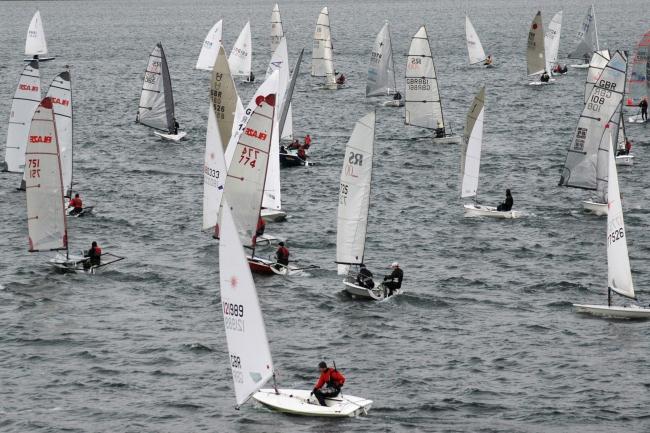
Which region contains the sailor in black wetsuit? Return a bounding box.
[497,189,513,212]
[356,264,374,289]
[540,71,550,83]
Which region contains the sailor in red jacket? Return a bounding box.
[84,241,102,269]
[303,134,312,149]
[311,361,345,406]
[68,193,83,215]
[274,242,289,270]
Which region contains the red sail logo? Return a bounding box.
[30,135,52,143]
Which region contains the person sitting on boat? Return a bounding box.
[483,55,493,66]
[540,70,550,83]
[274,241,289,270]
[297,145,307,161]
[84,241,102,269]
[68,193,83,216]
[279,144,287,154]
[252,216,266,245]
[335,72,346,85]
[172,118,179,135]
[356,264,374,289]
[383,262,403,297]
[248,71,255,82]
[288,139,301,150]
[640,97,648,122]
[393,91,402,101]
[435,121,445,138]
[617,139,632,156]
[311,361,345,406]
[496,189,513,212]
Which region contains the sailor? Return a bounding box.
[618,139,632,156]
[356,264,374,289]
[84,241,102,269]
[639,97,648,121]
[335,72,346,85]
[383,262,403,297]
[311,361,345,406]
[540,70,550,83]
[252,216,266,245]
[288,139,301,150]
[279,144,287,154]
[435,120,445,138]
[483,55,493,66]
[248,71,255,82]
[304,134,312,149]
[496,189,513,212]
[297,145,307,161]
[172,119,179,135]
[275,241,289,269]
[68,193,83,216]
[393,91,402,101]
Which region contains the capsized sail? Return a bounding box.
[559,52,627,190]
[544,11,563,69]
[25,10,48,57]
[45,72,73,198]
[211,45,238,151]
[460,87,485,199]
[25,97,68,252]
[137,43,176,133]
[203,105,227,231]
[312,6,336,85]
[606,135,635,299]
[405,26,443,129]
[229,22,252,77]
[3,61,41,173]
[196,20,223,71]
[585,50,611,104]
[465,16,487,65]
[625,30,650,106]
[568,5,599,61]
[271,4,284,54]
[527,11,546,76]
[219,199,274,407]
[336,111,375,275]
[366,22,397,97]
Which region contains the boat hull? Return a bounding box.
[569,63,589,69]
[582,200,607,216]
[382,100,404,107]
[343,281,401,300]
[573,303,650,319]
[463,203,522,219]
[627,114,646,124]
[253,389,372,417]
[432,135,461,145]
[48,253,88,273]
[153,130,187,141]
[247,256,276,275]
[615,155,634,166]
[261,208,287,222]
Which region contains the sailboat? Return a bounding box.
[544,11,563,74]
[24,10,54,62]
[219,200,373,414]
[3,61,41,173]
[405,26,459,144]
[558,51,627,216]
[526,11,552,85]
[366,22,401,106]
[312,7,340,90]
[573,134,650,319]
[465,16,489,67]
[136,43,186,141]
[270,4,284,53]
[568,5,599,68]
[460,87,522,219]
[195,19,223,71]
[229,22,254,82]
[625,29,650,122]
[25,97,122,273]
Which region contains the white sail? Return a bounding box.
[544,11,563,69]
[3,61,41,173]
[465,16,487,65]
[569,5,599,61]
[312,7,336,85]
[270,4,284,53]
[606,135,634,299]
[616,115,627,152]
[460,87,485,199]
[196,20,223,71]
[584,50,611,104]
[366,22,397,97]
[405,26,443,129]
[527,11,546,76]
[203,105,227,231]
[137,43,175,133]
[559,52,627,190]
[25,97,68,252]
[211,45,238,151]
[218,72,279,244]
[280,49,306,140]
[45,72,73,198]
[336,112,375,275]
[227,97,245,164]
[229,22,252,77]
[25,10,48,57]
[219,200,274,407]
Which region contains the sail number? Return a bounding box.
[587,87,613,113]
[406,77,431,91]
[608,228,624,245]
[239,146,259,168]
[339,183,349,205]
[223,302,244,317]
[230,354,244,383]
[27,158,40,178]
[224,302,245,332]
[230,354,241,369]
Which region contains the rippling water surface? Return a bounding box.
[2,0,650,431]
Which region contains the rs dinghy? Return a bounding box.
[137,43,186,141]
[24,11,54,62]
[218,201,373,416]
[312,7,341,90]
[573,134,650,319]
[229,22,254,82]
[367,22,401,106]
[569,5,600,69]
[526,11,554,86]
[3,61,41,174]
[195,19,223,71]
[25,97,122,273]
[625,29,650,121]
[559,51,628,216]
[461,87,522,219]
[405,26,459,144]
[465,16,490,67]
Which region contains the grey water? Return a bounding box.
[1,0,650,431]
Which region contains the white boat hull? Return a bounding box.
[24,57,55,62]
[432,135,461,145]
[573,303,650,319]
[343,281,402,300]
[323,83,342,90]
[48,253,89,272]
[253,389,372,417]
[528,79,556,86]
[627,114,646,124]
[261,208,287,222]
[153,130,187,141]
[255,234,280,246]
[463,203,522,219]
[570,63,589,69]
[382,100,404,107]
[582,200,607,216]
[615,155,634,166]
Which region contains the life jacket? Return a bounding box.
[304,135,312,146]
[93,246,102,256]
[297,147,306,159]
[71,197,82,209]
[315,368,345,390]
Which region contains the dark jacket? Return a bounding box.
[357,267,374,288]
[384,268,403,288]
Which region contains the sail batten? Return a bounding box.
[366,22,397,97]
[137,43,176,133]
